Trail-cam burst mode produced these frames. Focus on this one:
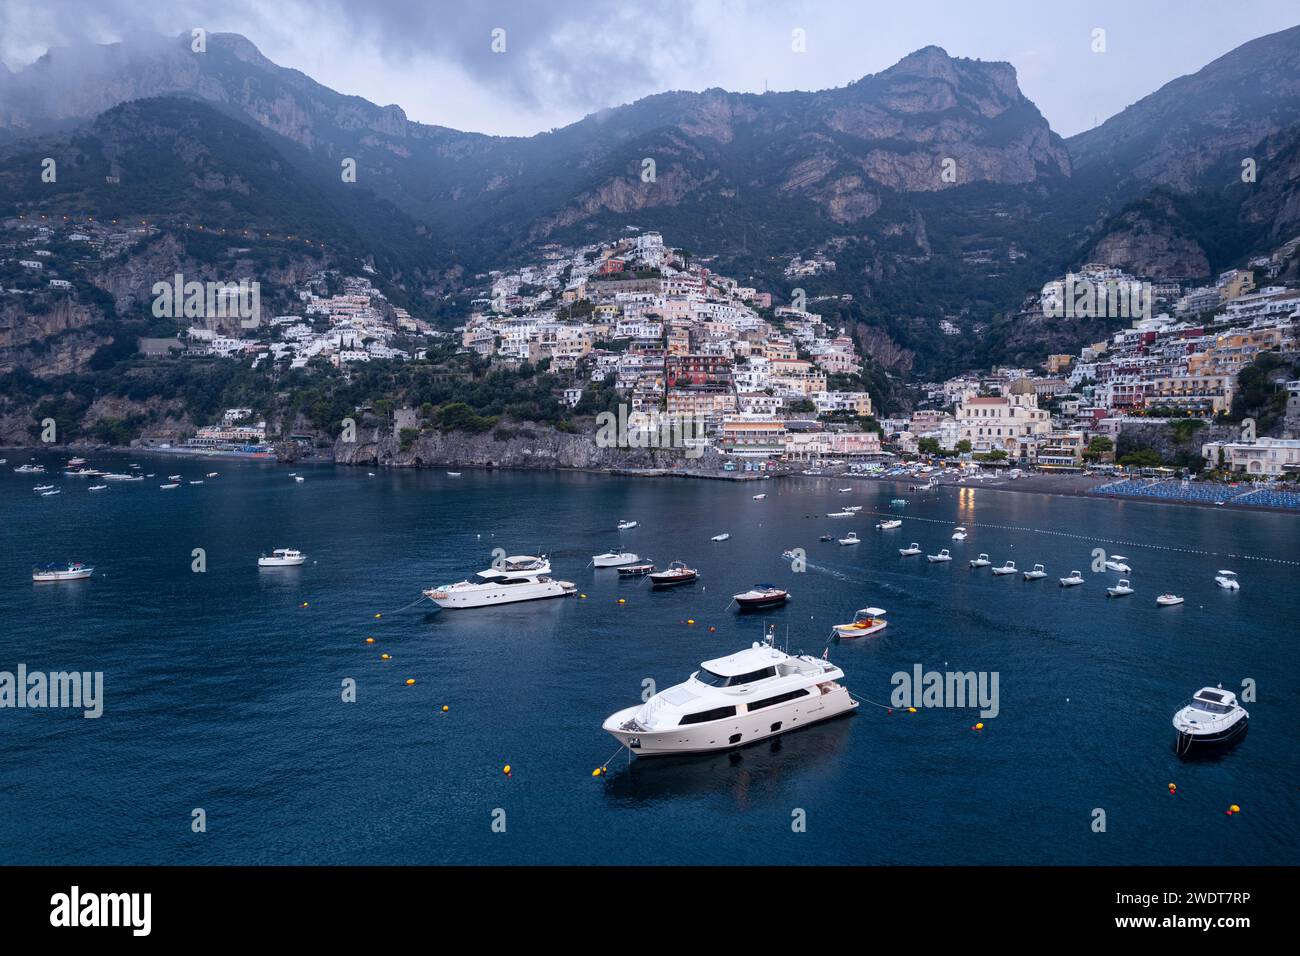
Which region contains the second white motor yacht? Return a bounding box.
[602,639,857,756]
[1214,570,1240,590]
[592,551,639,568]
[1059,570,1084,587]
[424,555,574,609]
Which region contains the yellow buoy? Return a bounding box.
[441,705,449,712]
[381,653,391,660]
[908,707,917,713]
[503,764,512,775]
[687,619,695,625]
[302,602,309,607]
[1230,804,1241,813]
[617,598,626,604]
[974,722,984,730]
[580,594,587,599]
[374,613,382,618]
[592,768,602,776]
[405,678,416,686]
[365,637,375,644]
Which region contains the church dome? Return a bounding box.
[1008,378,1036,396]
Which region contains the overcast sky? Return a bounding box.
[3,0,1298,137]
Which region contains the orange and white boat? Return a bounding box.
[832,607,887,639]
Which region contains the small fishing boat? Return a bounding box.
[618,562,655,577]
[843,505,862,513]
[649,561,698,588]
[293,476,305,483]
[33,484,54,492]
[969,553,991,568]
[40,489,61,497]
[67,457,87,467]
[898,542,922,557]
[617,520,638,530]
[752,493,766,500]
[826,511,854,518]
[1214,570,1240,591]
[14,464,45,473]
[876,518,902,530]
[189,480,204,485]
[991,560,1017,576]
[832,607,887,639]
[926,548,952,563]
[838,488,852,493]
[1059,570,1084,587]
[206,472,219,478]
[1106,579,1134,597]
[733,585,789,609]
[593,551,639,568]
[32,562,93,582]
[818,533,834,542]
[1023,564,1047,580]
[159,483,180,489]
[259,548,307,568]
[1156,593,1184,606]
[951,527,967,541]
[890,498,908,507]
[1173,686,1248,757]
[88,484,107,492]
[168,474,182,481]
[711,533,731,542]
[838,532,861,546]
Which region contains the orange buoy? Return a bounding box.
[365,637,375,644]
[405,678,415,686]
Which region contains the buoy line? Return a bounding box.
[380,593,435,616]
[848,690,902,713]
[862,510,1300,567]
[594,744,627,776]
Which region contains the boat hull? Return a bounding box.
[258,557,306,567]
[32,569,93,582]
[1175,717,1248,758]
[735,594,788,609]
[834,621,886,639]
[604,689,857,756]
[424,581,573,608]
[650,573,697,588]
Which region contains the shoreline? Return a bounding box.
[5,443,1298,513]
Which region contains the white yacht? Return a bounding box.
[592,551,639,568]
[991,560,1017,576]
[838,487,853,493]
[14,464,45,474]
[711,533,731,542]
[424,555,574,609]
[1059,570,1084,587]
[926,548,952,563]
[617,520,638,530]
[1023,563,1047,580]
[969,553,991,568]
[1106,579,1134,597]
[832,607,887,638]
[751,493,766,500]
[1173,686,1249,757]
[1156,593,1185,606]
[1104,555,1131,573]
[602,639,857,756]
[876,518,902,530]
[898,542,922,556]
[838,532,861,546]
[826,510,854,518]
[159,483,180,489]
[259,548,307,567]
[951,527,967,541]
[1214,570,1240,590]
[32,562,94,583]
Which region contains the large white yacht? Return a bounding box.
[423,555,574,609]
[1173,686,1249,757]
[32,562,94,583]
[602,639,857,756]
[258,548,307,567]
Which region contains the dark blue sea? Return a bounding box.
[1,452,1297,865]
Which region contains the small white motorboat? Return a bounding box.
[40,489,61,497]
[898,542,922,557]
[969,553,991,568]
[833,607,887,638]
[826,511,854,518]
[617,520,638,530]
[33,484,54,492]
[1214,570,1240,591]
[447,472,461,477]
[711,533,731,542]
[160,483,180,489]
[991,560,1017,576]
[32,562,94,582]
[1059,570,1084,587]
[876,519,902,530]
[838,487,852,493]
[259,548,307,568]
[1104,555,1131,573]
[752,493,766,500]
[189,480,204,485]
[1106,579,1134,597]
[951,527,967,541]
[592,551,639,568]
[88,484,108,492]
[1156,593,1184,606]
[926,549,952,563]
[206,472,219,478]
[293,476,305,483]
[843,505,862,513]
[168,474,182,481]
[838,532,861,546]
[1023,564,1047,580]
[1173,686,1249,756]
